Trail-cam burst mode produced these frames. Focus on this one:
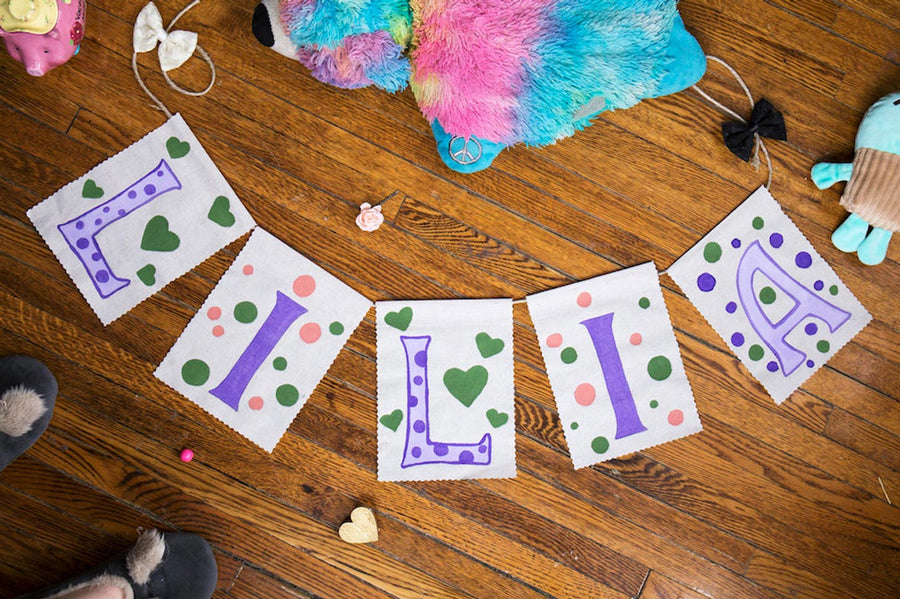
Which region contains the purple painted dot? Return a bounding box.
[143,184,156,196]
[731,238,741,249]
[91,252,102,262]
[795,251,812,268]
[103,206,110,213]
[731,332,745,347]
[806,360,815,368]
[409,395,418,407]
[128,190,137,199]
[434,443,449,456]
[411,446,422,458]
[459,451,474,464]
[157,170,164,177]
[805,323,818,335]
[76,237,89,249]
[94,218,103,226]
[767,361,779,372]
[413,420,426,433]
[415,351,427,367]
[769,233,784,248]
[75,221,85,230]
[697,273,717,292]
[413,376,423,386]
[95,270,109,283]
[478,444,487,453]
[726,301,737,314]
[118,209,127,217]
[814,280,824,291]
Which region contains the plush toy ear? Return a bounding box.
[252,0,298,60]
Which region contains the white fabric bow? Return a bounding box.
[133,2,197,72]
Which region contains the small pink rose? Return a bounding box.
[356,202,384,232]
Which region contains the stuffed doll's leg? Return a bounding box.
[0,355,57,471]
[651,16,707,100]
[430,120,507,174]
[831,212,870,254]
[252,0,298,60]
[857,226,892,265]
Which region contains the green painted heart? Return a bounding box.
[380,409,403,432]
[141,215,180,252]
[384,307,413,331]
[443,366,488,407]
[82,179,104,199]
[486,408,509,428]
[208,196,236,227]
[476,332,505,358]
[166,136,191,159]
[136,264,157,286]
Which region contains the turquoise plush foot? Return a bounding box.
[832,213,870,253]
[857,227,892,265]
[432,119,506,174]
[654,16,707,98]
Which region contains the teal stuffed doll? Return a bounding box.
[811,92,900,265]
[253,0,707,174]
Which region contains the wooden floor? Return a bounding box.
[1,1,898,597]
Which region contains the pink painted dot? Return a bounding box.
[577,292,592,308]
[668,409,684,426]
[243,264,254,275]
[630,333,642,345]
[248,396,264,411]
[300,322,321,343]
[179,448,194,463]
[212,325,225,337]
[546,333,563,348]
[293,275,316,297]
[207,306,222,320]
[574,383,596,406]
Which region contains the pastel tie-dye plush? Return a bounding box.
[252,0,706,172]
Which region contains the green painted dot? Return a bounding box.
[829,285,839,296]
[591,436,610,454]
[276,384,300,406]
[561,347,578,364]
[650,400,659,409]
[752,216,765,230]
[703,242,723,263]
[181,359,210,386]
[647,356,672,381]
[817,340,830,353]
[748,345,765,361]
[234,301,258,323]
[638,297,650,309]
[759,286,777,305]
[571,422,579,430]
[273,357,287,371]
[329,321,345,335]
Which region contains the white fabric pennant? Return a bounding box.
[377,299,516,481]
[28,113,255,325]
[155,229,372,452]
[668,186,871,404]
[527,263,701,468]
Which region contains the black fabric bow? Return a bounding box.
[722,98,787,161]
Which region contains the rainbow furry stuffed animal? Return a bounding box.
[253,0,707,173]
[811,92,900,265]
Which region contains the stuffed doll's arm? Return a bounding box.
[810,162,853,189]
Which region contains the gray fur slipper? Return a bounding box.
[0,355,57,472]
[18,529,218,599]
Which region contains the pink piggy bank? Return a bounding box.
[0,0,86,76]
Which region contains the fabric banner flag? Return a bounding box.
[155,228,371,452]
[28,114,255,325]
[527,263,701,468]
[668,186,871,404]
[376,299,516,481]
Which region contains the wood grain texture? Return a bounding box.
[1,1,898,598]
